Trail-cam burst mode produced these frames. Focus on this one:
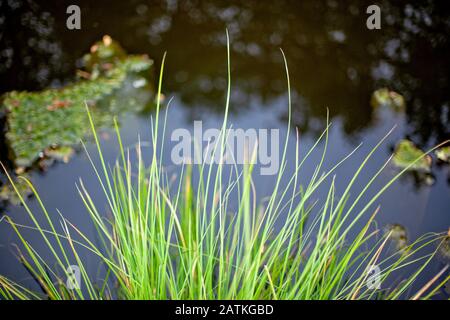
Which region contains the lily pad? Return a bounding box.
[392,139,431,172]
[435,146,450,163]
[371,88,405,112]
[83,35,127,76]
[1,36,155,169]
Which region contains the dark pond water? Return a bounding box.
[0,0,449,298]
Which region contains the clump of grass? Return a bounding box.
[0,32,449,300]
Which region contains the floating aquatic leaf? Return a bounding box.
[392,139,431,172]
[44,146,75,163]
[435,146,450,163]
[384,223,408,251]
[83,35,127,76]
[1,36,155,169]
[371,88,405,112]
[438,231,450,263]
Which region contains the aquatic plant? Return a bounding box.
[371,88,405,113]
[392,139,432,172]
[0,34,448,300]
[0,36,154,170]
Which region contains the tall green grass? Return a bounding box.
[0,32,449,300]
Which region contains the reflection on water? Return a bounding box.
[0,0,67,91]
[1,0,449,145]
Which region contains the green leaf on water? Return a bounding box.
[1,36,155,169]
[371,88,405,112]
[44,146,75,163]
[82,35,127,77]
[435,146,450,163]
[392,139,431,172]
